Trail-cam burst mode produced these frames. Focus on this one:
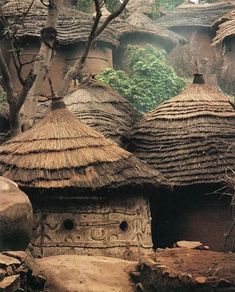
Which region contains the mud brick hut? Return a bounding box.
[212,10,235,95]
[112,14,186,72]
[36,79,141,147]
[130,74,235,251]
[0,102,10,144]
[155,1,235,84]
[0,0,118,97]
[0,97,167,260]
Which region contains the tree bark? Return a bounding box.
[22,0,62,131]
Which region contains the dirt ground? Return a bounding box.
[133,248,235,292]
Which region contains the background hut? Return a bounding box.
[112,13,186,72]
[130,74,235,251]
[0,102,10,144]
[212,10,235,95]
[0,0,118,97]
[36,79,141,146]
[0,98,166,260]
[155,1,235,85]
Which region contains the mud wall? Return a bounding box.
[31,193,153,260]
[151,187,233,252]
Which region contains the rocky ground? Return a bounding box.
[131,248,235,292]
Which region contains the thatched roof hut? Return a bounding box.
[0,97,163,189]
[155,2,235,30]
[212,10,235,46]
[1,0,118,48]
[131,74,235,187]
[36,79,141,146]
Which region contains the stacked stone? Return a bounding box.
[0,251,46,291]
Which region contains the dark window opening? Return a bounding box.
[119,220,128,232]
[63,219,75,230]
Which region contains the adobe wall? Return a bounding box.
[218,39,235,95]
[31,193,153,260]
[114,34,165,72]
[151,187,233,252]
[2,40,113,96]
[169,27,219,86]
[64,44,113,75]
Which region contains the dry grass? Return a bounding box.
[0,99,165,189]
[37,79,141,145]
[131,78,235,187]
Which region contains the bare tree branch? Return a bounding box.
[22,0,62,130]
[57,0,129,96]
[0,48,14,101]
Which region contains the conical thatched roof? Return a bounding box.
[1,0,118,47]
[36,79,141,146]
[212,10,235,46]
[155,2,235,30]
[131,74,235,187]
[0,98,164,190]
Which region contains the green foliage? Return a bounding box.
[0,89,6,105]
[98,45,186,113]
[75,0,93,12]
[105,0,120,13]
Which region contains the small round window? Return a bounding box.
[63,219,75,230]
[119,221,128,232]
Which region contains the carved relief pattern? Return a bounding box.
[31,194,153,258]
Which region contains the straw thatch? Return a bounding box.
[36,79,141,146]
[127,0,155,15]
[1,0,118,47]
[0,98,165,190]
[212,10,235,46]
[131,75,235,187]
[155,2,235,29]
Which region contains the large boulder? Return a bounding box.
[0,177,33,251]
[37,255,135,292]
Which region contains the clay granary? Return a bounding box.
[0,97,167,259]
[212,10,235,95]
[36,79,141,146]
[131,74,235,251]
[0,0,118,97]
[156,1,235,84]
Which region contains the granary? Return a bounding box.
[0,0,118,97]
[0,102,10,144]
[130,74,235,251]
[0,97,167,259]
[212,10,235,95]
[155,1,235,84]
[36,79,141,147]
[112,13,186,72]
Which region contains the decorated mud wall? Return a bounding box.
[31,193,153,260]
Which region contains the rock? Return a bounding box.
[176,241,209,250]
[0,275,20,292]
[36,255,135,292]
[195,276,207,284]
[0,177,33,251]
[0,254,21,268]
[2,251,28,263]
[217,279,233,287]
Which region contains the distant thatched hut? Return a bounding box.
[36,79,141,146]
[112,13,186,71]
[131,74,235,251]
[156,2,235,84]
[0,0,118,96]
[0,102,10,144]
[212,10,235,95]
[0,97,166,259]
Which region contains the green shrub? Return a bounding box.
[98,45,186,113]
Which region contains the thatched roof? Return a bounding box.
[126,12,187,46]
[36,79,141,146]
[212,10,235,46]
[131,74,235,187]
[0,98,165,190]
[1,0,118,47]
[155,2,235,30]
[127,0,155,15]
